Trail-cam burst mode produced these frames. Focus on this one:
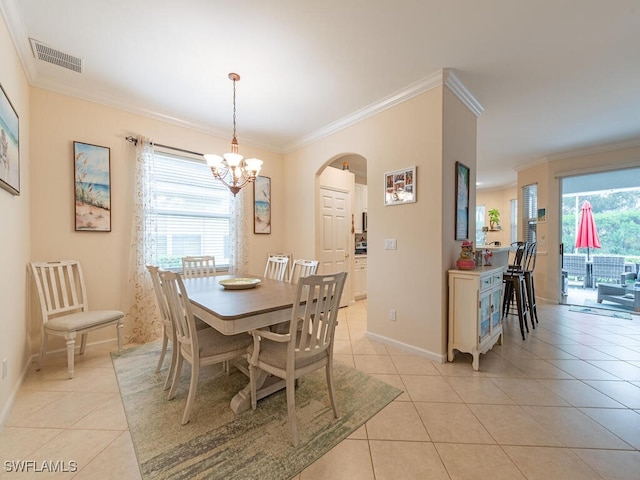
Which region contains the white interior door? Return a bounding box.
[319,187,351,307]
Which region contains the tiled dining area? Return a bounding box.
[2,300,640,479]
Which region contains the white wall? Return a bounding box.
[0,14,31,424]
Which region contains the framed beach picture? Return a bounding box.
[455,162,470,241]
[384,166,416,206]
[537,208,546,223]
[74,141,111,232]
[254,175,271,234]
[0,83,20,195]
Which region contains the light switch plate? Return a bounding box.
[384,239,397,250]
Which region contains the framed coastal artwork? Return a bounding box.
[455,161,470,241]
[0,84,20,195]
[74,141,111,232]
[254,175,271,234]
[384,166,416,206]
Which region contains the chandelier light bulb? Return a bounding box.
[203,73,263,196]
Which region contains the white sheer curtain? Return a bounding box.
[126,136,162,343]
[229,187,249,273]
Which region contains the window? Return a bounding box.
[475,205,486,245]
[522,183,537,243]
[152,151,232,270]
[510,198,518,243]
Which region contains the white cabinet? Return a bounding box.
[354,256,367,299]
[354,184,368,234]
[448,266,504,370]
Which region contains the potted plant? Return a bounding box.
[488,208,500,230]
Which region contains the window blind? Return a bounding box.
[153,151,232,270]
[522,183,537,243]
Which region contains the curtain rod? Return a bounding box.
[125,136,204,157]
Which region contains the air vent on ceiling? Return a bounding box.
[29,38,83,73]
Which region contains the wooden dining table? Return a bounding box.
[182,274,299,414]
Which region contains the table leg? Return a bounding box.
[230,369,285,414]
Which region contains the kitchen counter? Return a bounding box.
[476,245,511,268]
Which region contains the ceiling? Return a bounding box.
[2,0,640,189]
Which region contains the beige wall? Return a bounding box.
[442,87,479,354]
[0,15,31,422]
[477,186,517,247]
[519,147,640,304]
[285,79,478,360]
[28,88,285,352]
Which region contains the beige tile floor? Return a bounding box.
[2,300,640,479]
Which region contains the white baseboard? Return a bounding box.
[365,331,446,363]
[0,338,121,429]
[0,354,36,430]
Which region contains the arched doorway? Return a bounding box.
[316,154,368,306]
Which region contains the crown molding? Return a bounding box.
[0,0,37,85]
[544,137,640,162]
[443,69,484,117]
[513,137,640,173]
[284,70,445,153]
[285,69,483,153]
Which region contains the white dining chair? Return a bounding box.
[288,259,319,284]
[147,265,177,390]
[182,255,216,278]
[161,270,252,425]
[267,252,293,278]
[29,260,124,379]
[248,272,347,445]
[264,255,289,281]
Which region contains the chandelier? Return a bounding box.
[204,73,262,196]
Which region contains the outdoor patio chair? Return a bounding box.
[591,255,626,286]
[562,254,587,285]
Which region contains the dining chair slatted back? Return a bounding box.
[288,259,319,284]
[160,270,252,425]
[147,265,177,390]
[182,255,216,278]
[29,260,124,379]
[267,252,292,278]
[264,255,289,281]
[247,271,347,446]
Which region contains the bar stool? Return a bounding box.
[502,242,529,340]
[523,242,538,326]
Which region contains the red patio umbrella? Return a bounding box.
[575,200,601,261]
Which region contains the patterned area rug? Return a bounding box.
[112,343,401,480]
[569,305,632,320]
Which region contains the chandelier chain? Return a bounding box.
[232,77,237,140]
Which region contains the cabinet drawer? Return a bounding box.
[480,275,493,288]
[480,272,504,289]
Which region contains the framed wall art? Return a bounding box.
[455,161,470,241]
[74,141,111,232]
[384,166,416,206]
[0,83,20,195]
[254,175,271,234]
[537,208,547,223]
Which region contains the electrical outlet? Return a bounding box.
[2,358,7,379]
[389,309,396,321]
[384,239,397,250]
